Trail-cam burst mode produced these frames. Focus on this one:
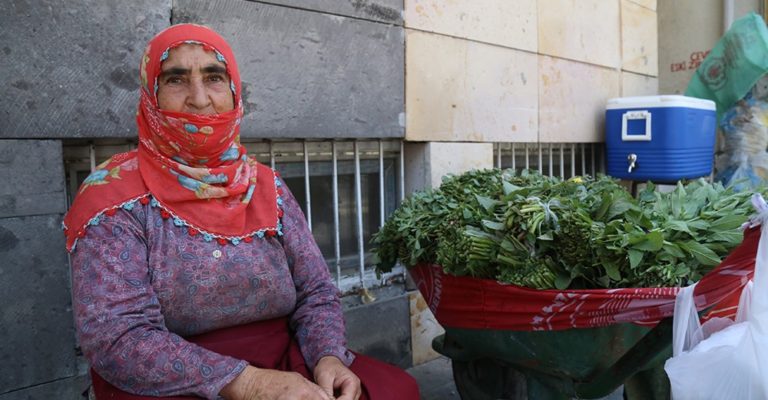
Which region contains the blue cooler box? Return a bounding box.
[605,95,716,182]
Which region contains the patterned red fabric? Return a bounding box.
[411,226,759,331]
[63,24,279,251]
[90,317,420,400]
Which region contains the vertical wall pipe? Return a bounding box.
[399,141,405,201]
[303,140,312,232]
[332,141,341,286]
[89,144,96,172]
[511,143,516,171]
[525,143,530,170]
[379,140,385,228]
[353,141,366,288]
[571,143,577,177]
[269,141,276,169]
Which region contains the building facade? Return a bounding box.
[8,0,759,397]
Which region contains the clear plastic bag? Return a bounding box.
[686,13,768,190]
[664,195,768,399]
[716,81,768,190]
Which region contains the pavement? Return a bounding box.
[405,356,625,400]
[406,356,461,400]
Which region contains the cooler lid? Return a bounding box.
[606,95,715,111]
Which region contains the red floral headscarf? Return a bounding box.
[64,24,282,252]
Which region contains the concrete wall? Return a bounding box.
[404,0,660,146]
[0,0,406,397]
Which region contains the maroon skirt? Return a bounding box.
[91,317,419,400]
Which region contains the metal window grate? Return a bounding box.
[493,142,606,178]
[62,139,406,295]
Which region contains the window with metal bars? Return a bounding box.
[62,139,406,295]
[63,140,606,293]
[494,142,606,178]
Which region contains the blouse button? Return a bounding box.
[212,250,222,259]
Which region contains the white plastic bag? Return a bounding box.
[664,198,768,400]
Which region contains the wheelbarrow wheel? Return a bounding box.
[451,358,527,400]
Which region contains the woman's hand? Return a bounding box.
[314,356,362,400]
[220,365,333,400]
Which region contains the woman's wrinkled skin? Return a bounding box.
[156,43,235,115]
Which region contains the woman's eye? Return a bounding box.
[207,74,225,83]
[166,76,183,84]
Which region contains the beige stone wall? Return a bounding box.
[402,141,495,366]
[401,0,766,369]
[658,0,761,95]
[403,0,662,367]
[405,0,659,145]
[658,0,723,95]
[404,142,495,191]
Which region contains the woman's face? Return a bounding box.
[156,43,235,115]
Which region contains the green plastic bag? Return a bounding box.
[686,12,768,122]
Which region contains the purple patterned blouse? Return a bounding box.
[70,182,354,399]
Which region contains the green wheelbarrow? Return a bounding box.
[409,225,761,400]
[434,319,672,399]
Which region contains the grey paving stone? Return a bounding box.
[406,356,461,400]
[0,374,89,400]
[0,215,76,393]
[0,140,66,218]
[174,0,405,139]
[344,293,412,369]
[0,0,171,138]
[416,358,626,400]
[251,0,403,24]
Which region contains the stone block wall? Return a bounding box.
[657,0,761,94]
[172,0,405,139]
[7,0,738,396]
[1,1,171,396]
[0,0,172,139]
[400,0,661,367]
[0,0,406,397]
[0,141,87,398]
[404,0,660,144]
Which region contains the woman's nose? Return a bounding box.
[186,79,211,111]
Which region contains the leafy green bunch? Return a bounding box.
[372,168,504,275]
[607,180,755,287]
[372,169,760,289]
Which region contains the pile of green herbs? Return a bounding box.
[372,169,761,289]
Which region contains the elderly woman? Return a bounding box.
[64,24,419,400]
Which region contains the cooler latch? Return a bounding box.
[621,110,652,141]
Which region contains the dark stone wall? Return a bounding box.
[0,214,73,390]
[254,0,403,24]
[0,0,405,397]
[0,0,172,139]
[174,0,405,139]
[345,293,412,369]
[0,0,404,140]
[0,141,67,218]
[0,376,90,400]
[0,140,85,398]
